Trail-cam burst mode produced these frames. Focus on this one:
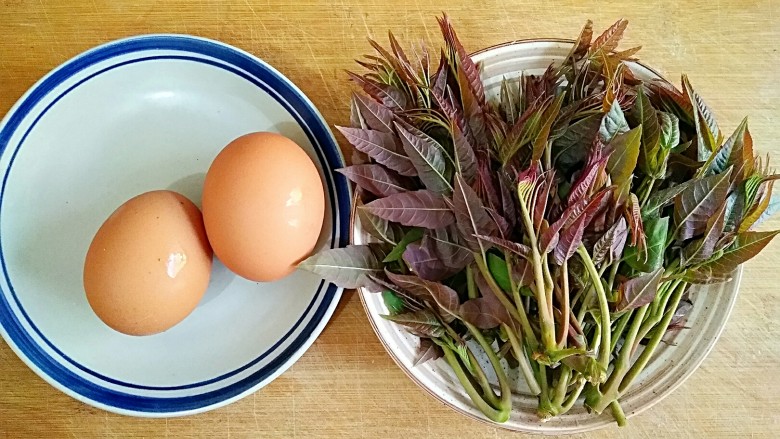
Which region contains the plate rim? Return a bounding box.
[0,33,351,417]
[353,38,742,433]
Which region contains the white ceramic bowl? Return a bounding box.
[354,40,741,434]
[0,35,351,417]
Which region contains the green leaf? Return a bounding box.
[658,111,680,150]
[674,169,732,240]
[624,216,669,272]
[739,181,774,233]
[600,100,630,143]
[606,126,641,186]
[532,93,565,161]
[631,87,661,176]
[382,290,406,315]
[486,252,511,293]
[383,228,424,262]
[724,187,746,232]
[696,230,780,274]
[642,181,693,220]
[701,118,748,179]
[499,77,519,124]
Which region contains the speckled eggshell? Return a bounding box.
[201,132,325,282]
[83,190,213,336]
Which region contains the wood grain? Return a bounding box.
[1,1,779,437]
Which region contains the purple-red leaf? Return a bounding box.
[347,71,408,111]
[337,164,410,197]
[384,269,432,300]
[298,245,384,288]
[683,198,728,265]
[354,93,395,133]
[452,125,478,183]
[414,338,444,366]
[554,212,588,265]
[451,173,499,254]
[437,14,486,110]
[700,230,780,274]
[574,187,615,230]
[626,193,647,250]
[616,268,664,312]
[362,190,454,229]
[426,281,461,317]
[403,242,459,281]
[395,121,452,193]
[356,203,402,245]
[336,126,417,176]
[485,207,511,238]
[592,217,629,266]
[383,310,444,338]
[423,227,473,270]
[534,171,554,229]
[540,208,575,254]
[674,169,732,240]
[472,271,512,325]
[350,95,368,129]
[459,297,509,329]
[589,19,628,56]
[567,155,606,206]
[473,234,532,258]
[474,151,501,213]
[498,170,518,231]
[682,74,721,161]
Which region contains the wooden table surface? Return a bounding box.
[1,1,779,437]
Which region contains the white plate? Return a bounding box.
[354,40,741,434]
[0,35,351,417]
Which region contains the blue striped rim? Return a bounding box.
[0,35,350,413]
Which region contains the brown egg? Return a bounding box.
[202,132,325,282]
[83,190,213,336]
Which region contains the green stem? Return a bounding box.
[551,366,572,411]
[518,196,557,353]
[536,364,554,420]
[466,264,478,300]
[606,259,620,299]
[560,377,587,413]
[512,287,540,350]
[465,322,512,417]
[635,280,682,354]
[610,310,632,353]
[441,345,509,422]
[576,244,611,370]
[558,260,571,348]
[619,282,687,393]
[610,401,627,427]
[639,178,656,206]
[503,322,541,395]
[586,304,649,414]
[465,349,502,409]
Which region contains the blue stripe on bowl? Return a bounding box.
[0,35,350,414]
